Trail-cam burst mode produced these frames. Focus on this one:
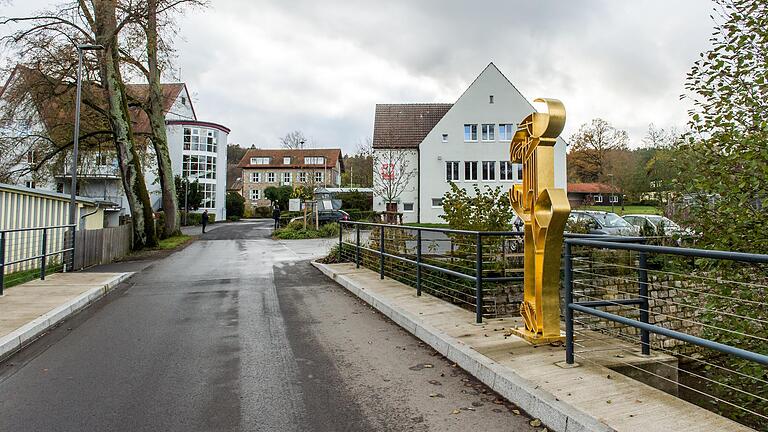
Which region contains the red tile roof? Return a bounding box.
[568,182,618,194]
[238,148,344,171]
[372,103,452,149]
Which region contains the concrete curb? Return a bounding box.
[312,261,614,432]
[0,272,133,361]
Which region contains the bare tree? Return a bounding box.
[568,118,629,182]
[280,130,308,149]
[372,148,416,211]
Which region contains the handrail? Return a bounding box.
[0,224,76,294]
[0,224,76,234]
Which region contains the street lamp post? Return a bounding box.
[69,44,103,270]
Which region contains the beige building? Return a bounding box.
[237,148,344,209]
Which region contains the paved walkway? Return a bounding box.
[314,262,754,432]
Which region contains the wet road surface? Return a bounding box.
[0,220,537,431]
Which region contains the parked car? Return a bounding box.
[290,209,349,225]
[622,214,692,237]
[567,210,640,236]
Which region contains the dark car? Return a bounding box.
[290,209,350,225]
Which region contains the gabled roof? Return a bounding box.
[567,183,618,194]
[372,103,452,149]
[238,148,344,171]
[124,82,191,132]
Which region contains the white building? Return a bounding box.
[0,67,229,224]
[372,63,567,224]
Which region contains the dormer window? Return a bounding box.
[250,157,270,165]
[283,157,291,165]
[304,156,325,165]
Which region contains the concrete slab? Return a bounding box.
[0,271,132,360]
[313,261,753,432]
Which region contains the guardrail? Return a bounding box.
[339,221,525,323]
[563,237,768,428]
[0,224,76,295]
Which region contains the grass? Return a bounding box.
[578,205,662,215]
[2,264,64,289]
[273,222,340,240]
[154,234,192,250]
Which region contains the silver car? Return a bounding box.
[622,214,691,236]
[568,210,640,236]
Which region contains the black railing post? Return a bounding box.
[338,221,343,259]
[69,225,76,272]
[475,232,483,324]
[379,225,385,279]
[355,224,360,269]
[40,228,47,280]
[0,231,5,295]
[564,242,575,364]
[416,229,422,296]
[638,251,650,355]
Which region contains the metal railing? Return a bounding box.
[339,221,525,323]
[0,224,76,295]
[563,237,768,428]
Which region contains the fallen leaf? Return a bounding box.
[451,409,461,415]
[512,409,520,415]
[530,419,542,427]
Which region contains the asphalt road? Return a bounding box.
[0,220,537,431]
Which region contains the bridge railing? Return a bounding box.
[0,224,75,295]
[563,237,768,428]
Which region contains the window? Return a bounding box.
[498,124,515,141]
[26,150,35,164]
[594,195,603,203]
[481,124,495,141]
[201,183,216,208]
[431,198,443,208]
[445,161,459,181]
[482,161,496,180]
[283,157,291,165]
[249,172,261,183]
[499,161,516,181]
[315,171,324,183]
[489,95,494,104]
[304,156,325,165]
[25,181,35,189]
[282,172,291,184]
[403,202,414,212]
[267,172,275,182]
[610,195,619,203]
[181,96,186,105]
[464,161,478,181]
[517,164,523,180]
[249,189,261,201]
[98,153,109,166]
[250,157,270,165]
[298,172,307,183]
[183,127,217,152]
[182,155,217,179]
[463,124,478,141]
[441,133,448,143]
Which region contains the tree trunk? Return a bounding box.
[146,0,179,237]
[92,0,158,248]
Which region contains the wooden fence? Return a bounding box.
[73,224,133,270]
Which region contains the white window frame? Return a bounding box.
[403,202,415,212]
[315,171,324,183]
[298,172,307,183]
[498,124,515,141]
[499,161,515,181]
[249,189,261,201]
[431,198,443,208]
[609,195,619,203]
[463,124,478,142]
[249,172,261,183]
[594,195,603,203]
[282,172,291,184]
[445,161,459,181]
[464,161,478,181]
[267,172,275,183]
[482,161,496,181]
[481,124,495,141]
[304,156,325,165]
[283,157,291,165]
[250,157,270,165]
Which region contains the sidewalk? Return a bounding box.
[313,262,753,432]
[0,272,131,360]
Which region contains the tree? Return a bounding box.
[226,191,244,218]
[440,183,516,231]
[567,118,629,182]
[372,149,416,210]
[677,0,768,253]
[341,138,373,187]
[227,144,247,165]
[280,130,308,149]
[175,175,202,210]
[264,185,292,210]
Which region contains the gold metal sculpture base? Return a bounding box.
[508,327,565,345]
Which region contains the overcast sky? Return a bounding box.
[1,0,716,153]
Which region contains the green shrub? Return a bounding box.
[181,211,215,226]
[252,206,273,218]
[228,215,241,222]
[273,221,339,239]
[440,183,516,231]
[338,191,372,211]
[226,192,245,218]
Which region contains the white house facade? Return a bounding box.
[372,63,567,224]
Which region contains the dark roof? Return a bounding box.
[238,148,344,171]
[372,103,452,149]
[568,183,618,194]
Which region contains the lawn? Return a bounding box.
[577,205,662,215]
[154,234,192,250]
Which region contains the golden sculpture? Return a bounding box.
[508,98,571,344]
